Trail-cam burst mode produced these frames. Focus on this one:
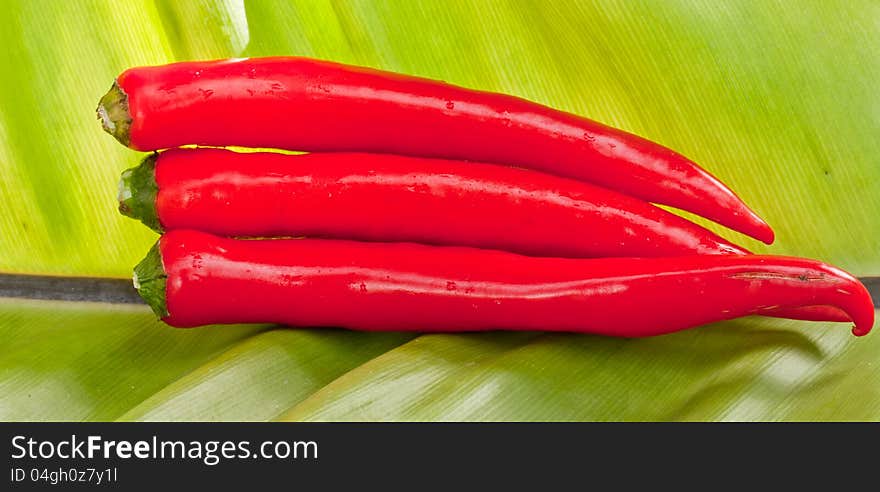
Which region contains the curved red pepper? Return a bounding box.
[100,57,774,243]
[142,230,873,336]
[136,148,747,258]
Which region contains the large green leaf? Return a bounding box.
[0,0,877,421]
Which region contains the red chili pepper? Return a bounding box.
[135,230,873,336]
[119,147,748,258]
[98,57,774,243]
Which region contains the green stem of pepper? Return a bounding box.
[118,154,162,232]
[96,81,132,147]
[133,240,168,318]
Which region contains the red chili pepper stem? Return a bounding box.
[133,240,167,317]
[97,82,131,147]
[99,57,775,244]
[134,230,874,337]
[118,153,161,232]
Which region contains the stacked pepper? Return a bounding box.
[98,57,874,337]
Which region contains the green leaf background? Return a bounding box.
[1,0,878,420]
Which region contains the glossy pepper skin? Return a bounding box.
[98,57,774,244]
[121,148,748,258]
[136,230,873,336]
[118,148,843,323]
